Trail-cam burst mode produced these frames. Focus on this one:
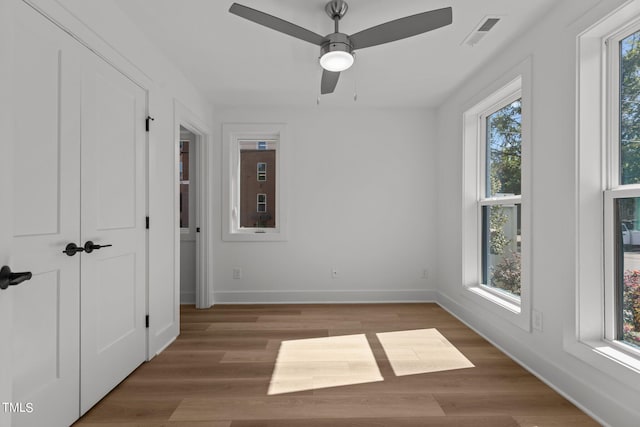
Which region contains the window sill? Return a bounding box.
[222,229,287,242]
[469,285,521,313]
[564,337,640,391]
[464,284,530,332]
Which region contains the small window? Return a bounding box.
[222,123,289,241]
[240,142,275,228]
[257,193,267,213]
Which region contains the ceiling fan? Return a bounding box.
[229,1,452,95]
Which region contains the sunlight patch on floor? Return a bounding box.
[376,328,474,376]
[267,334,383,395]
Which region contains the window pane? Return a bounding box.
[620,31,640,185]
[486,100,521,197]
[615,197,640,347]
[240,148,276,228]
[482,203,521,297]
[180,140,189,228]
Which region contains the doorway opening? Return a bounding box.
[174,103,212,310]
[179,126,198,304]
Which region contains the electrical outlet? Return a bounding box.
[331,268,339,279]
[533,309,543,331]
[233,268,242,280]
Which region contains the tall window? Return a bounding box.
[606,27,640,350]
[481,99,522,298]
[574,0,640,388]
[463,72,530,330]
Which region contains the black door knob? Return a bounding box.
[83,241,113,254]
[62,243,84,256]
[0,266,33,290]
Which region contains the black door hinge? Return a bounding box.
[146,216,150,229]
[196,227,200,233]
[145,116,154,132]
[145,315,149,328]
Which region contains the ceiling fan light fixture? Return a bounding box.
[320,50,354,72]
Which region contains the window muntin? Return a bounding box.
[479,97,523,300]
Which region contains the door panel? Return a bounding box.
[10,3,82,427]
[80,51,147,414]
[94,72,138,230]
[12,39,63,237]
[96,253,137,352]
[12,270,63,397]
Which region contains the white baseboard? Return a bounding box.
[436,290,618,427]
[213,289,437,304]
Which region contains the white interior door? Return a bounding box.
[9,3,82,426]
[79,51,147,413]
[0,2,14,425]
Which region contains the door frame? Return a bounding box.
[174,100,213,308]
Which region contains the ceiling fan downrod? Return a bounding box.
[325,0,348,32]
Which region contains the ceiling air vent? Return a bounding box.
[462,16,501,46]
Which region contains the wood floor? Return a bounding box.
[74,304,599,426]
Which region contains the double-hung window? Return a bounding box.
[604,25,640,352]
[573,1,640,381]
[480,97,522,300]
[463,69,531,330]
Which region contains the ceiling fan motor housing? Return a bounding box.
[320,32,353,58]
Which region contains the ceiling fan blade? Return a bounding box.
[349,7,452,50]
[229,3,326,46]
[321,70,340,94]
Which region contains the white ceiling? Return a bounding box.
[113,0,558,108]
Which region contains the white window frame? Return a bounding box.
[572,0,640,388]
[222,123,289,241]
[462,62,532,332]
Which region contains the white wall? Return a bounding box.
[435,0,640,425]
[212,106,437,303]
